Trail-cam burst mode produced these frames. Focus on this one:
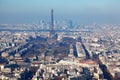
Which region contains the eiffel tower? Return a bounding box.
[48,9,57,44]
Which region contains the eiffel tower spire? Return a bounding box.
[48,9,58,45]
[51,9,54,31]
[49,9,55,38]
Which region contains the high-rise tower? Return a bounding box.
[49,9,55,38]
[51,9,54,32]
[48,9,57,44]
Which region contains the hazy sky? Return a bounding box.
[0,0,120,24]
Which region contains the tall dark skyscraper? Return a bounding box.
[48,9,57,44]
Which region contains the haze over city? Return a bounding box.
[0,0,120,24]
[0,0,120,80]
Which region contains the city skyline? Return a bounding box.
[1,1,120,80]
[0,0,120,24]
